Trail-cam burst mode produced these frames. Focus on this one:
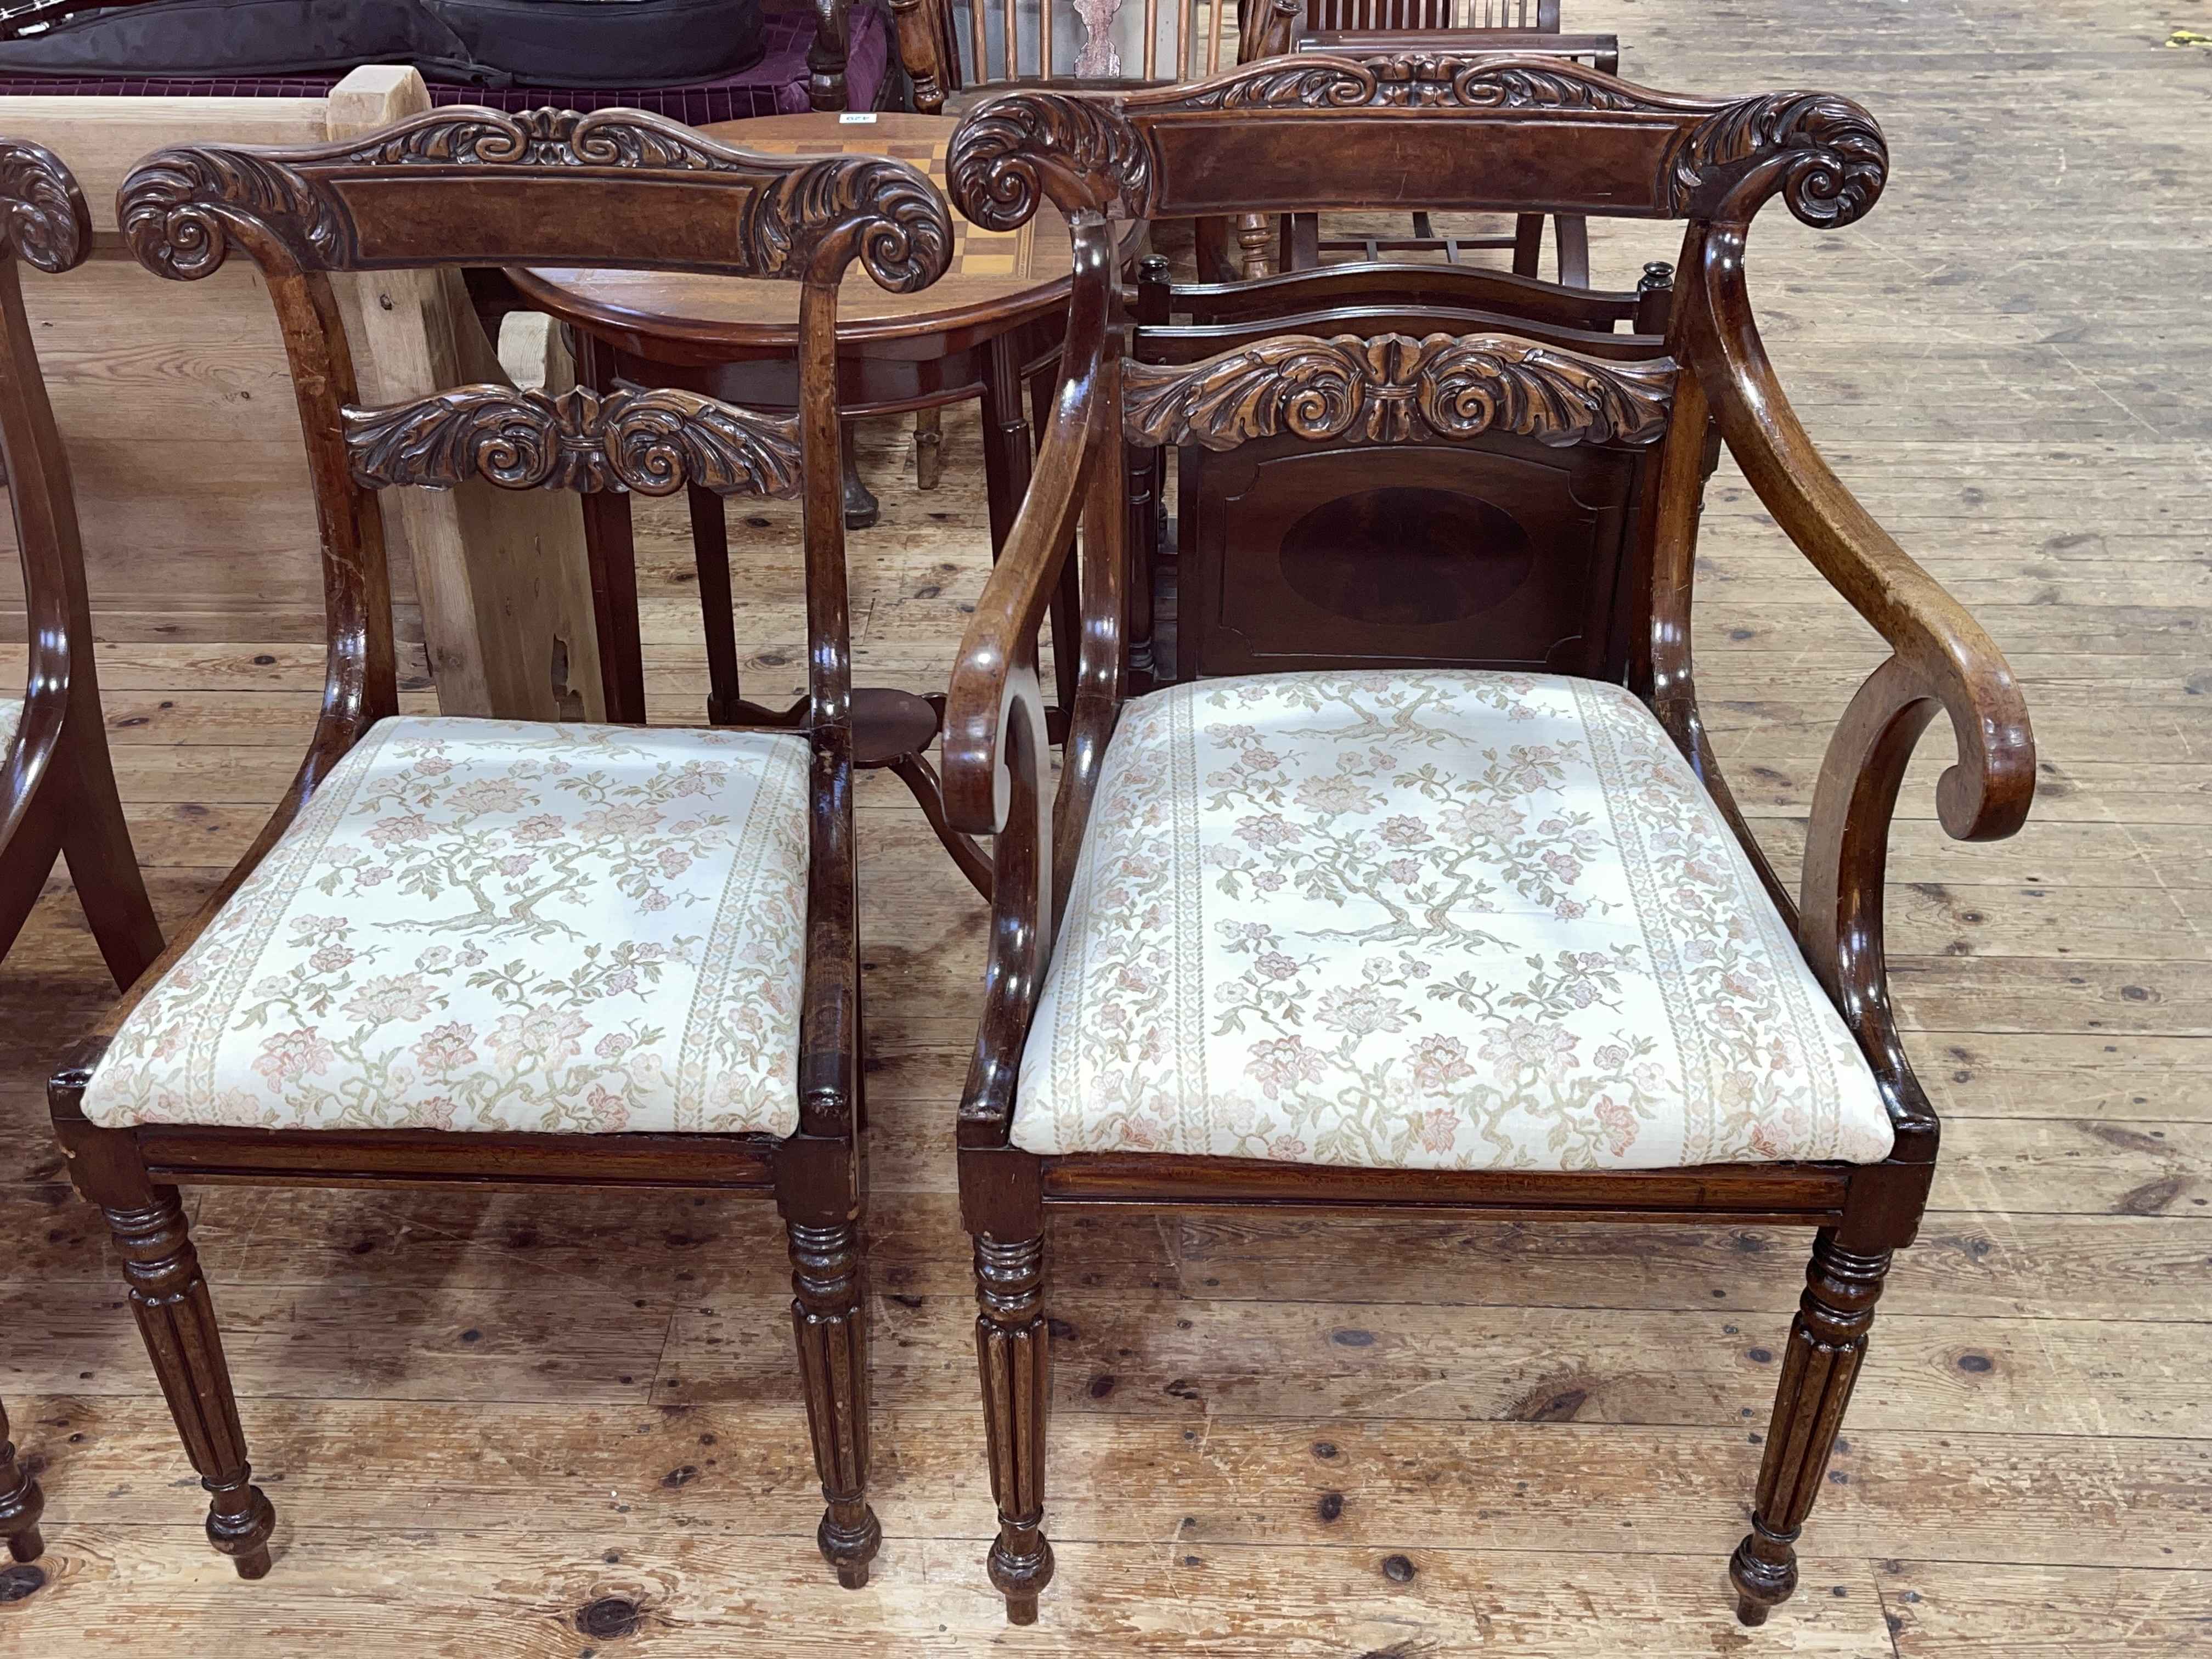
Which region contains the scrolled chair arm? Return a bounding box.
[942,219,1119,1146]
[1682,218,2034,1158]
[941,219,1116,841]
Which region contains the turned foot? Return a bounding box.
[975,1229,1053,1623]
[989,1534,1053,1626]
[209,1483,277,1579]
[821,1504,882,1589]
[784,1210,881,1590]
[0,1397,43,1564]
[1729,1522,1795,1625]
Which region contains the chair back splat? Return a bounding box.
[117,108,950,801]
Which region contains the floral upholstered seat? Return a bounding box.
[84,716,811,1138]
[1014,673,1896,1172]
[0,696,20,756]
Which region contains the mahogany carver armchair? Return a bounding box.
[0,140,168,1568]
[43,108,956,1587]
[938,58,2035,1626]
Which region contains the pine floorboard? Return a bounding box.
[3,0,2210,1650]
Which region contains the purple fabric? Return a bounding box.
[0,5,888,120]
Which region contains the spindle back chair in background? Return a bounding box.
[891,0,1258,113]
[1279,0,1615,281]
[1305,0,1552,27]
[889,0,1300,501]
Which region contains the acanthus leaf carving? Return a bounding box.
[120,145,345,280]
[747,153,955,294]
[1122,333,1675,451]
[0,138,88,275]
[332,106,754,170]
[1153,53,1660,112]
[947,93,1151,231]
[1171,60,1380,109]
[1672,89,1887,228]
[336,108,952,290]
[343,384,804,499]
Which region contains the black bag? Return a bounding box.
[0,0,769,87]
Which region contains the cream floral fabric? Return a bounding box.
[1015,672,1894,1171]
[85,716,812,1138]
[0,697,20,759]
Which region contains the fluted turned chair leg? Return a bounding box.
[1730,1228,1893,1626]
[974,1231,1052,1624]
[786,1216,882,1588]
[104,1190,275,1579]
[0,1396,44,1563]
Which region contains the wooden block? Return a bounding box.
[325,69,604,722]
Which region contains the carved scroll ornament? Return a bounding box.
[1672,89,1888,228]
[343,385,803,499]
[1164,54,1655,112]
[0,138,89,275]
[121,107,952,292]
[1122,332,1675,451]
[947,93,1152,232]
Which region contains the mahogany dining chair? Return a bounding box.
[44,108,956,1589]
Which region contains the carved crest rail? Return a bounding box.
[947,56,1887,233]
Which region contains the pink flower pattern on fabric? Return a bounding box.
[1014,672,1894,1172]
[83,716,811,1137]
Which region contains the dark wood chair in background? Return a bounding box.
[43,108,957,1588]
[0,142,163,1034]
[938,58,2034,1626]
[0,139,168,1570]
[883,0,1278,483]
[1280,3,1618,281]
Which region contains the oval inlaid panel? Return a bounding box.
[1278,486,1533,627]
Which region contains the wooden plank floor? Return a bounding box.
[5,2,2210,1650]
